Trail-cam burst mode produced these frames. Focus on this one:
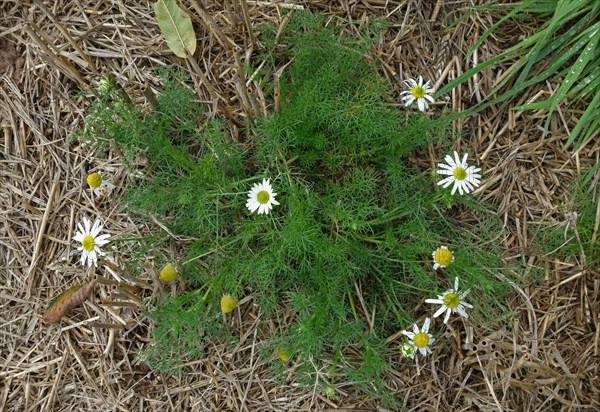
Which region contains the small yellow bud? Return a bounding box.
[87,172,103,189]
[159,263,178,282]
[220,294,238,314]
[276,348,291,362]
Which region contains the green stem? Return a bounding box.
[347,289,359,322]
[182,237,241,265]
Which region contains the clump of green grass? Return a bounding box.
[78,11,511,406]
[441,0,600,154]
[532,174,600,267]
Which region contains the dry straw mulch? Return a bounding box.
[1,0,599,411]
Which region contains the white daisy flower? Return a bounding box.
[401,318,435,357]
[432,245,454,270]
[425,277,473,324]
[86,172,115,196]
[436,151,481,195]
[401,76,435,112]
[73,217,111,267]
[246,178,280,215]
[400,338,417,359]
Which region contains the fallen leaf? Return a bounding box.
[154,0,196,58]
[42,280,96,324]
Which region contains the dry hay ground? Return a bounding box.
[1,0,599,411]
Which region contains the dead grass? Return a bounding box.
[1,0,599,411]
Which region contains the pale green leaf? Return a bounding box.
[154,0,196,58]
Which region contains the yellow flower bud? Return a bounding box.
[276,348,291,362]
[159,263,178,282]
[87,172,103,189]
[220,294,238,314]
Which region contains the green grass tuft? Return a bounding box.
[532,174,600,267]
[440,0,600,152]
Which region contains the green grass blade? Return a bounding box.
[514,0,593,86]
[544,23,600,134]
[565,84,600,150]
[465,1,531,59]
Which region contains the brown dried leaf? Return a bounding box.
[42,280,96,324]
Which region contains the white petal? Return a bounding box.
[246,200,260,213]
[456,306,469,318]
[417,98,426,112]
[433,306,447,318]
[95,234,111,244]
[438,176,454,187]
[444,154,457,168]
[453,151,461,167]
[402,331,415,339]
[454,277,459,290]
[450,181,459,195]
[91,219,102,237]
[84,217,91,234]
[423,317,431,332]
[437,163,454,170]
[425,298,444,304]
[424,94,435,103]
[443,309,451,324]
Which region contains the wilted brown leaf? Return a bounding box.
[42,280,96,324]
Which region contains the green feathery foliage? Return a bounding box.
[77,11,512,405]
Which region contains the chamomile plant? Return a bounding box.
[76,11,513,407]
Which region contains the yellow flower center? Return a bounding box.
[87,172,102,189]
[453,167,467,181]
[443,292,461,309]
[411,85,426,99]
[82,235,95,252]
[257,190,270,204]
[413,332,429,348]
[434,248,453,266]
